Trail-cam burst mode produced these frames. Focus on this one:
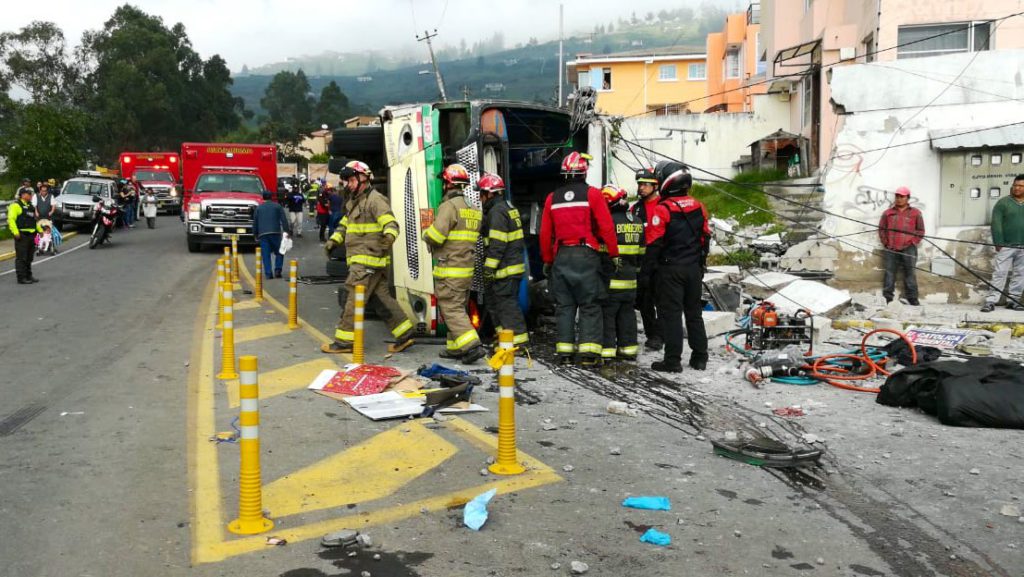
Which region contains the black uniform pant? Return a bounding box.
[14,233,36,282]
[882,245,918,301]
[656,264,707,364]
[602,289,638,359]
[485,276,529,346]
[551,246,604,358]
[637,267,661,343]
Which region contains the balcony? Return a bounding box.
[747,2,760,25]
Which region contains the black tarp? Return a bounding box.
[877,358,1024,428]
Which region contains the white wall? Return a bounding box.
[607,93,792,188]
[822,49,1024,267]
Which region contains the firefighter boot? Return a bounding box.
[321,341,354,354]
[688,352,709,371]
[651,359,683,373]
[460,345,488,365]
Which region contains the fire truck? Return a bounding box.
[180,143,277,253]
[118,151,182,214]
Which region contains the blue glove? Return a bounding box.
[622,496,671,511]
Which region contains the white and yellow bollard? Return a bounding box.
[227,355,274,535]
[231,236,240,285]
[216,258,226,329]
[488,329,525,475]
[217,280,239,380]
[353,285,366,364]
[287,259,299,329]
[222,247,236,302]
[254,247,264,303]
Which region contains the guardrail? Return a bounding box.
[0,200,10,230]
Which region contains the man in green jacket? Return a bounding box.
[982,174,1024,312]
[8,186,39,284]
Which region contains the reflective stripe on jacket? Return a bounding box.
[605,206,643,290]
[8,200,38,234]
[482,196,526,279]
[424,189,481,278]
[328,186,398,269]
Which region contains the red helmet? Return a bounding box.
[560,151,590,175]
[601,184,626,205]
[477,173,505,194]
[340,160,372,179]
[441,163,471,185]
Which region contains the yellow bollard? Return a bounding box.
[254,247,264,303]
[488,329,525,475]
[231,236,240,285]
[227,355,274,535]
[287,259,299,329]
[353,285,366,364]
[222,247,236,302]
[216,258,226,329]
[217,281,239,380]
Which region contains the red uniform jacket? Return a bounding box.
[539,182,619,264]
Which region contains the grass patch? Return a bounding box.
[707,248,760,268]
[690,169,786,228]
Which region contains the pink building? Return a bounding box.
[760,0,1024,173]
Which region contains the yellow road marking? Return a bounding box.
[225,357,339,408]
[262,420,457,518]
[234,321,293,343]
[236,256,336,346]
[233,299,262,311]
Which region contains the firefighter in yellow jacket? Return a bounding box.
[321,160,416,354]
[423,164,487,364]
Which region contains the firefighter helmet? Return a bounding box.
[339,160,372,180]
[441,163,471,185]
[635,167,657,184]
[560,151,590,175]
[476,173,505,194]
[601,184,627,205]
[654,160,692,197]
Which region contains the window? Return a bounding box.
[1012,153,1022,164]
[863,33,875,62]
[725,48,740,78]
[991,154,1002,166]
[801,76,812,127]
[990,187,1001,198]
[897,21,992,60]
[601,67,612,90]
[577,70,590,89]
[687,63,706,80]
[658,64,677,81]
[970,188,981,199]
[971,155,983,166]
[755,32,766,75]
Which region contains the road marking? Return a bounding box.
[0,241,87,277]
[190,254,563,565]
[234,321,293,343]
[225,357,340,408]
[236,256,335,345]
[262,420,457,518]
[233,300,262,311]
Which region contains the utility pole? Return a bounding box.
[416,29,448,102]
[558,3,564,106]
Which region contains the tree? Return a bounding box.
[313,80,350,127]
[0,21,80,105]
[259,69,315,155]
[0,102,86,182]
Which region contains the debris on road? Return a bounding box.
[772,406,806,418]
[321,529,358,548]
[570,560,589,574]
[1000,504,1021,517]
[265,536,287,546]
[463,488,497,531]
[639,528,672,546]
[622,496,672,511]
[607,400,640,417]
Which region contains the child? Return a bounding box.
[35,219,55,255]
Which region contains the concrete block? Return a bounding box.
[993,327,1012,346]
[769,279,851,316]
[702,310,737,336]
[873,318,903,332]
[931,257,956,277]
[811,315,832,348]
[742,271,800,298]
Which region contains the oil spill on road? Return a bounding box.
[849,564,885,576]
[771,545,794,559]
[280,549,433,577]
[623,520,654,533]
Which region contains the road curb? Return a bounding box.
[0,231,78,262]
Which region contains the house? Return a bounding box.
[704,2,768,113]
[566,48,708,116]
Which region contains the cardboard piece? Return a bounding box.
[308,366,424,403]
[341,391,488,420]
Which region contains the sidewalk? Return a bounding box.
[0,230,78,261]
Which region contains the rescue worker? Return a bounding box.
[478,173,529,348]
[321,160,416,354]
[633,167,663,351]
[647,161,710,372]
[599,184,643,362]
[8,186,39,284]
[423,163,487,364]
[539,151,619,366]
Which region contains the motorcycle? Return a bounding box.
[89,195,120,249]
[142,191,158,229]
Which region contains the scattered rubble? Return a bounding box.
[570,560,590,574]
[1000,505,1021,517]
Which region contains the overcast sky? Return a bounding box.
[4,0,736,72]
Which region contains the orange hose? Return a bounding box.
[803,329,916,394]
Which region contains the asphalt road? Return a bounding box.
[1,217,1021,577]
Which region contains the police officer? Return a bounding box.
[8,186,39,284]
[322,160,416,354]
[478,173,529,348]
[633,167,663,351]
[647,161,710,372]
[424,163,487,364]
[599,184,643,362]
[539,152,619,366]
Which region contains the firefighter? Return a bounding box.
[8,186,39,284]
[478,173,529,348]
[599,184,643,361]
[321,160,416,354]
[539,151,619,367]
[423,163,487,364]
[646,161,710,372]
[633,167,663,351]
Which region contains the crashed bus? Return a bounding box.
[328,99,607,338]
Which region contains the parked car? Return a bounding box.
[54,172,119,231]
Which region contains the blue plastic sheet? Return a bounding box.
[417,363,469,379]
[640,528,671,546]
[463,488,497,531]
[622,496,672,511]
